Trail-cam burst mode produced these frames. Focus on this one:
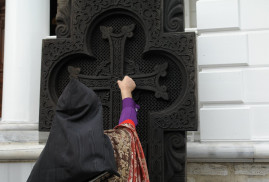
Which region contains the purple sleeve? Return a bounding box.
[118,97,140,126]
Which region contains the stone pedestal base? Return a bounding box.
[187,162,269,182]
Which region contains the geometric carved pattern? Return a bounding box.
[39,0,197,181]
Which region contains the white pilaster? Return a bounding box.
[1,0,49,126]
[197,0,269,141]
[240,0,269,30]
[197,0,239,31]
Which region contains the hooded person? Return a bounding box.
[27,78,119,182]
[27,76,149,182]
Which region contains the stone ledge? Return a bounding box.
[1,142,269,162]
[0,123,39,143]
[187,163,269,182]
[187,142,269,162]
[0,123,38,131]
[0,143,44,161]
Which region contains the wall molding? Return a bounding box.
[0,123,38,131]
[0,143,43,162]
[188,142,269,163]
[1,141,269,162]
[0,123,39,143]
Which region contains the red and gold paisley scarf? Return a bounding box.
[104,122,150,182]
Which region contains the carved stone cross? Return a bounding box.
[68,23,169,128]
[69,24,168,98]
[39,0,197,181]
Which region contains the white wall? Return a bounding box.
[197,0,269,141]
[185,0,198,28]
[0,162,35,182]
[1,0,269,180]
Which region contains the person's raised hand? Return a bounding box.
[117,76,136,99]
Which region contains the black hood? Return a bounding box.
[27,79,119,182]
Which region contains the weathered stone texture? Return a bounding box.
[188,163,228,176]
[235,164,269,176]
[187,163,269,182]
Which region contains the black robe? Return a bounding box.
[27,79,119,182]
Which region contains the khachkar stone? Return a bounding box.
[39,0,197,181]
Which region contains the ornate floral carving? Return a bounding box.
[152,95,197,130]
[132,62,169,100]
[125,58,141,75]
[56,0,71,38]
[95,60,111,76]
[164,0,184,32]
[164,132,186,181]
[72,0,162,46]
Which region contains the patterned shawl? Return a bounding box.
[104,123,150,182]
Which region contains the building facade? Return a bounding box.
[0,0,269,181]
